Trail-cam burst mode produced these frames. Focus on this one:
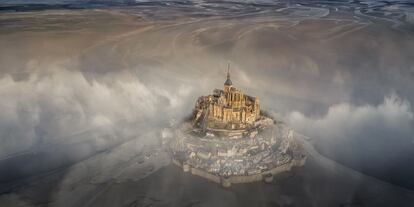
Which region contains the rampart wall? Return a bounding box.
[171,156,306,187]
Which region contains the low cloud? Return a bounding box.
[287,93,413,142]
[0,62,193,159]
[286,93,414,189]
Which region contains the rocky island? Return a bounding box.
[169,67,306,187]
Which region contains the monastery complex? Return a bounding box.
[193,67,260,132]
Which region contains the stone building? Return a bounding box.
[193,67,260,131]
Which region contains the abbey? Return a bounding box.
[193,68,260,131]
[173,66,306,187]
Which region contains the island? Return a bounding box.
[168,66,307,187]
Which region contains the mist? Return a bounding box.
[0,0,414,206]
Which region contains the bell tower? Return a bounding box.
[224,63,232,92]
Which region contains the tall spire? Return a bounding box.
[227,63,230,79]
[224,63,233,86]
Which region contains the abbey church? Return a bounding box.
[193,67,260,131]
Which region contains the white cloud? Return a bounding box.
[287,93,414,141]
[0,66,193,158]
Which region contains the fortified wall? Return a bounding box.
[172,156,306,188]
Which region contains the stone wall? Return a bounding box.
[229,174,263,184]
[191,167,221,184]
[171,157,306,187]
